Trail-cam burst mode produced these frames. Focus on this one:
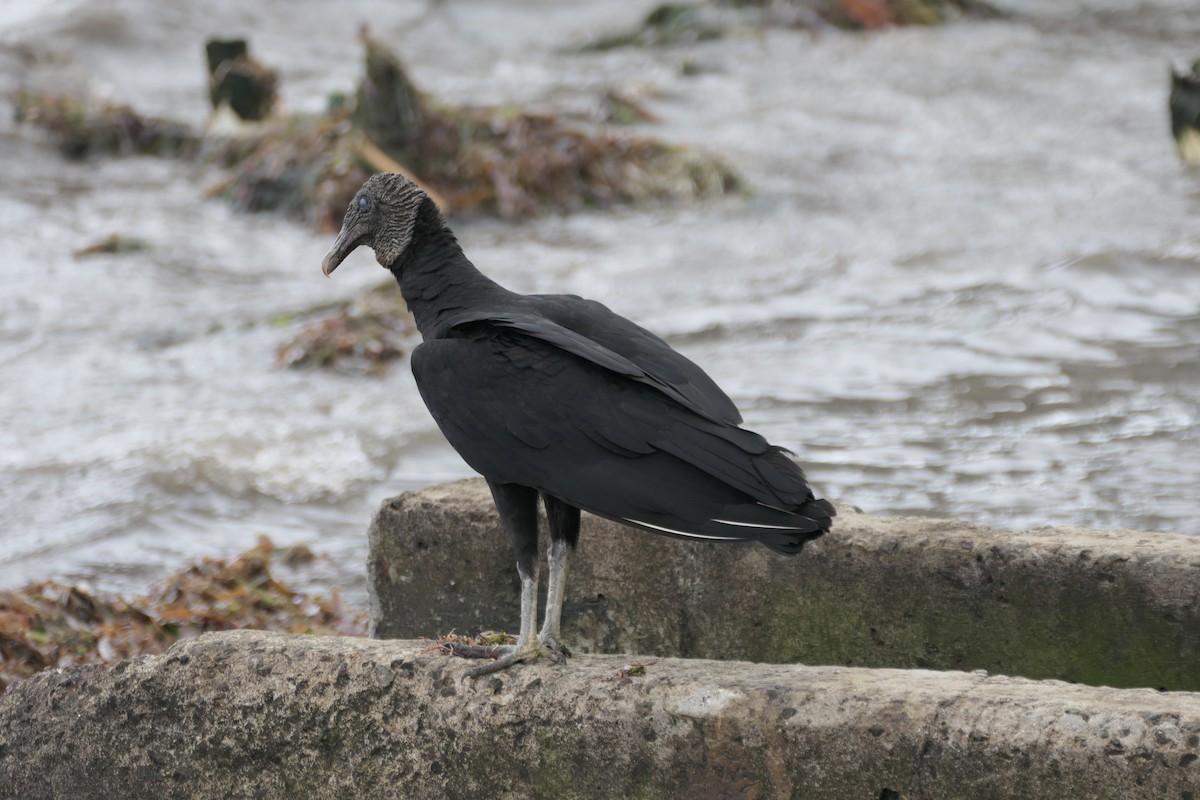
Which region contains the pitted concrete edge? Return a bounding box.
[368,479,1200,691]
[2,630,1197,799]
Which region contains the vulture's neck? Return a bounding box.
[389,198,514,340]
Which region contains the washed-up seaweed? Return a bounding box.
[13,30,736,232]
[275,281,416,374]
[210,31,736,228]
[0,537,365,694]
[12,90,199,160]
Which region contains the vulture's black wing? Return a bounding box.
[411,313,832,555]
[438,297,742,426]
[529,294,743,425]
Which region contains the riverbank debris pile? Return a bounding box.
[212,30,736,227]
[0,537,365,694]
[12,30,736,231]
[12,91,199,160]
[275,281,416,374]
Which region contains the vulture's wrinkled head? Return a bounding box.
[322,173,429,276]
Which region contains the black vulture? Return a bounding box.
[322,173,834,675]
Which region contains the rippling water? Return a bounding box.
[1,0,1198,605]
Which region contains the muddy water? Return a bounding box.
[1,0,1198,606]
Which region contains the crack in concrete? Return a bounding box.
[906,670,992,797]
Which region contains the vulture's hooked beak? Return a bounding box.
[323,207,375,277]
[321,228,358,277]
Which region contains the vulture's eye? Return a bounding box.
[357,195,371,211]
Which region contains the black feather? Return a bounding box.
[337,175,834,562]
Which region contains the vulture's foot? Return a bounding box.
[443,639,568,677]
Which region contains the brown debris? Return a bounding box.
[275,281,416,374]
[0,537,366,694]
[73,233,151,258]
[216,34,736,225]
[206,110,370,232]
[14,30,736,230]
[405,103,736,219]
[421,631,517,660]
[424,631,517,650]
[609,662,651,682]
[11,90,199,160]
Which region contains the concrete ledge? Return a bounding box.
[370,479,1200,691]
[2,630,1198,799]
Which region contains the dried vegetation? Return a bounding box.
[0,537,365,694]
[275,282,416,374]
[12,90,199,160]
[12,31,736,233]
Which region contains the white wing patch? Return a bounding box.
[712,518,804,530]
[622,517,744,541]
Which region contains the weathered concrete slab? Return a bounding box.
[2,630,1198,800]
[370,479,1200,691]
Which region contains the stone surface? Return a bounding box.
[2,630,1199,800]
[370,479,1200,691]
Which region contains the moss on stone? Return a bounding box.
[374,481,1200,694]
[738,549,1200,691]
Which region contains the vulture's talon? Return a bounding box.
[539,636,569,662]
